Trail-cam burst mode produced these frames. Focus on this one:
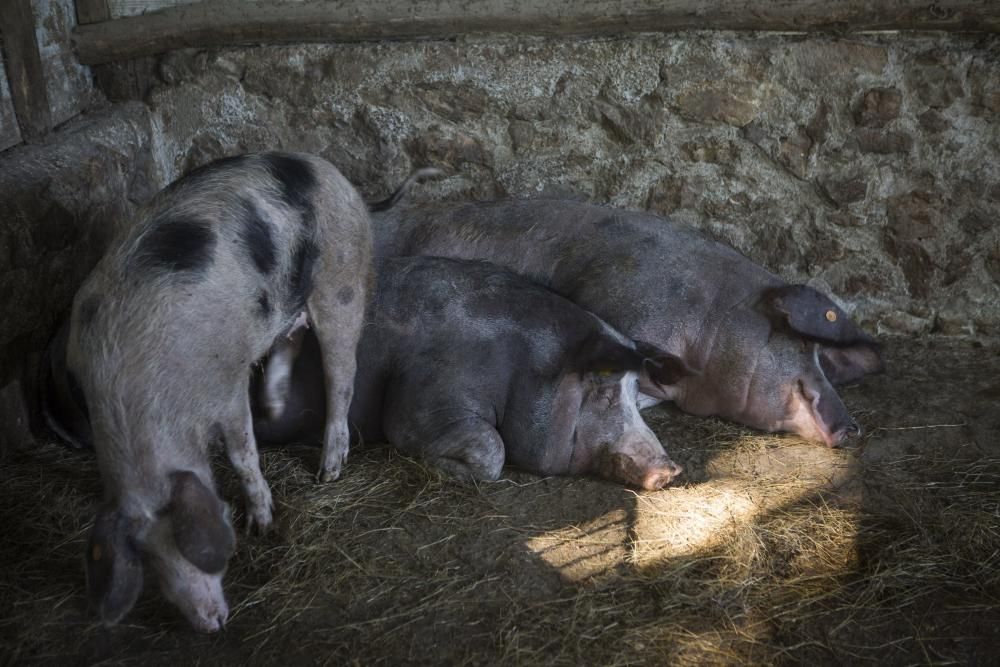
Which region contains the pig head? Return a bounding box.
[86,471,235,633]
[373,198,884,446]
[672,284,882,447]
[42,323,236,632]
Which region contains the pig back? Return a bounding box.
[374,198,782,362]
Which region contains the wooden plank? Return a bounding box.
[73,0,1000,65]
[76,0,112,24]
[0,0,52,139]
[41,0,96,125]
[108,0,199,20]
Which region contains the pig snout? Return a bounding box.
[597,429,684,491]
[190,599,229,634]
[830,420,863,448]
[168,582,229,633]
[640,458,684,490]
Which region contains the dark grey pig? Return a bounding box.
[374,199,883,447]
[65,153,372,631]
[256,257,692,489]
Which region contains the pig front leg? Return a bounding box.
[221,387,274,532]
[387,412,506,482]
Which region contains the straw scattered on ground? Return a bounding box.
[1,336,998,665]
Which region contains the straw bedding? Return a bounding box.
[1,336,998,665]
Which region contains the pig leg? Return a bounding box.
[388,415,506,482]
[261,313,308,420]
[308,275,368,483]
[221,389,274,532]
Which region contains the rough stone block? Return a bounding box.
[0,101,155,386]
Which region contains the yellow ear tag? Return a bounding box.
[597,368,615,377]
[92,545,102,561]
[825,309,838,322]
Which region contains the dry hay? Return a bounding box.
[1,336,999,665]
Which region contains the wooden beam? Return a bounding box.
[73,0,1000,65]
[0,0,52,140]
[76,0,112,25]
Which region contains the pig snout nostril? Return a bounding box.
[831,422,863,447]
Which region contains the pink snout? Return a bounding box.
[828,421,863,448]
[189,599,229,634]
[639,459,684,490]
[598,449,684,490]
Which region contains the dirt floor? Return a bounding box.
[1,335,998,666]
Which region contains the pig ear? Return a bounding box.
[819,343,885,386]
[572,332,646,376]
[572,333,696,383]
[85,505,144,626]
[169,471,236,574]
[761,285,876,346]
[634,341,698,387]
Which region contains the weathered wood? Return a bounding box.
[109,0,199,20]
[76,0,112,24]
[74,0,1000,65]
[0,0,52,139]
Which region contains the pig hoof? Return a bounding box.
[245,493,274,534]
[317,466,341,483]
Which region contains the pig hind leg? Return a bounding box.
[307,271,367,483]
[219,384,274,532]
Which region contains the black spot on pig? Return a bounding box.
[133,217,215,275]
[256,291,272,318]
[237,198,277,275]
[289,237,320,310]
[337,286,354,305]
[263,154,317,226]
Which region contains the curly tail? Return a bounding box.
[367,167,445,212]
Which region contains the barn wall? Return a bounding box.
[34,0,95,124]
[0,102,158,442]
[97,32,1000,337]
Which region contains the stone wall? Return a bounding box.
[0,102,157,396]
[98,32,999,337]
